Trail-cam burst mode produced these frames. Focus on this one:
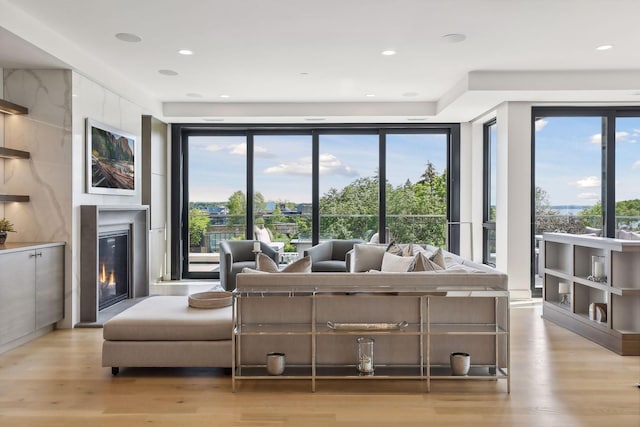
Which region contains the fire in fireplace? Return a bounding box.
[98,231,130,310]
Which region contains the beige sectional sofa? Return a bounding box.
[102,244,507,374]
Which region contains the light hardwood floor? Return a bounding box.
[0,301,638,427]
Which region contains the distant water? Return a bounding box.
[550,205,593,215]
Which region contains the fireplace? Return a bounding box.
[98,231,130,310]
[80,205,149,323]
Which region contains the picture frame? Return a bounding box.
[86,118,136,195]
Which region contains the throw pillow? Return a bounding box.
[255,253,312,273]
[381,252,416,272]
[386,241,414,257]
[281,256,312,273]
[413,252,444,272]
[429,248,447,269]
[352,244,386,272]
[256,253,279,273]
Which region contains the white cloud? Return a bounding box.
[535,119,548,132]
[204,144,224,152]
[264,153,358,177]
[633,160,640,169]
[319,153,358,176]
[590,131,630,144]
[616,131,630,142]
[572,176,600,188]
[577,192,599,200]
[264,156,312,175]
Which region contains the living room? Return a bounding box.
[1,1,639,425]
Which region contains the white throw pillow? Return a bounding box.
[381,252,416,272]
[352,244,386,272]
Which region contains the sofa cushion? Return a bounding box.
[352,244,386,272]
[313,260,347,272]
[429,248,447,269]
[381,252,416,272]
[414,252,444,271]
[103,296,232,341]
[256,253,312,273]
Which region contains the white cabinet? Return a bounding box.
[542,233,640,355]
[0,243,64,348]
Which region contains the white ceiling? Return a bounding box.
[1,0,640,122]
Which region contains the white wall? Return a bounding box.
[3,68,166,328]
[0,67,4,220]
[495,102,532,299]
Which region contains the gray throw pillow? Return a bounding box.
[429,248,447,269]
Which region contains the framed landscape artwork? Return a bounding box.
[86,119,136,195]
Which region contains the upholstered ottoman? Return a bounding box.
[102,296,232,374]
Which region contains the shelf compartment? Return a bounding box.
[611,251,640,290]
[429,323,507,335]
[611,294,640,334]
[315,364,423,378]
[543,274,573,311]
[430,365,507,379]
[544,240,573,274]
[574,283,608,321]
[0,147,30,159]
[235,365,312,378]
[316,323,422,335]
[574,245,607,281]
[236,323,312,335]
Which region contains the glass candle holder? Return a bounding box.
[356,337,375,374]
[591,255,605,281]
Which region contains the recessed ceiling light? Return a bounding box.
[402,92,419,98]
[115,32,142,43]
[381,50,396,56]
[300,72,309,76]
[203,118,225,122]
[442,33,466,43]
[596,44,613,51]
[158,69,178,76]
[305,118,326,121]
[407,118,427,121]
[219,94,230,99]
[178,49,194,55]
[186,93,203,98]
[365,93,376,97]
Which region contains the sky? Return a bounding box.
[188,133,447,203]
[535,116,640,207]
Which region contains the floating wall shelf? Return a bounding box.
[0,99,28,115]
[0,195,30,202]
[0,147,30,159]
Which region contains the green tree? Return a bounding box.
[189,209,210,248]
[580,199,640,230]
[534,187,586,234]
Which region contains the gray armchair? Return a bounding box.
[219,240,279,291]
[303,239,364,272]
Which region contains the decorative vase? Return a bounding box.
[450,352,471,376]
[357,337,375,374]
[266,352,286,375]
[0,232,7,245]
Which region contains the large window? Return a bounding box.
[483,119,497,266]
[318,134,379,241]
[172,124,460,279]
[386,132,448,247]
[532,107,640,294]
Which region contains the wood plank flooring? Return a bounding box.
[0,300,638,426]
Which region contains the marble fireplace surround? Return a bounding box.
[80,205,149,323]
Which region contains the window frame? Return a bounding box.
[482,118,497,267]
[171,123,461,280]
